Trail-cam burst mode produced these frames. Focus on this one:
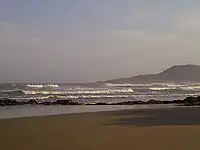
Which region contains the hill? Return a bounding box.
[100,64,200,84]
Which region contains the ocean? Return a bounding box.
[0,82,200,118]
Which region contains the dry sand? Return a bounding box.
[1,107,200,150]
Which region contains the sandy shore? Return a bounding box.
[1,107,200,150]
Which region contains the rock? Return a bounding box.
[40,101,52,105]
[27,99,38,105]
[171,100,180,104]
[115,101,146,105]
[52,99,80,105]
[69,101,80,105]
[184,96,197,105]
[133,101,146,104]
[146,100,162,104]
[1,98,19,106]
[53,100,71,105]
[196,96,200,102]
[1,96,200,107]
[0,100,4,106]
[161,101,171,104]
[86,102,109,105]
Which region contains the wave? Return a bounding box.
[4,93,196,101]
[21,88,134,95]
[0,89,24,95]
[180,85,200,90]
[144,83,200,91]
[149,87,176,91]
[105,83,148,87]
[25,84,59,88]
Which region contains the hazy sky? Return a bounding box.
[1,0,200,83]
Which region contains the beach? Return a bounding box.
[1,107,200,150]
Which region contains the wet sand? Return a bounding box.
[1,107,200,150]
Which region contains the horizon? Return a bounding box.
[0,64,199,83]
[1,1,200,83]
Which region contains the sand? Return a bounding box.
[1,107,200,150]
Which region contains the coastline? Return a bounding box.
[0,104,176,119]
[1,95,200,119]
[1,107,200,150]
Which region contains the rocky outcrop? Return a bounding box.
[27,99,38,105]
[53,100,79,105]
[0,99,26,106]
[183,96,200,106]
[83,97,200,105]
[115,101,146,105]
[1,96,200,106]
[40,99,80,105]
[0,99,80,106]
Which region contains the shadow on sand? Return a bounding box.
[106,107,200,127]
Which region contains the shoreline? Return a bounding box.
[0,105,198,120]
[0,104,178,119]
[1,96,200,119]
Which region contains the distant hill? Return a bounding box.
[99,65,200,84]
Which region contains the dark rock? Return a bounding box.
[69,101,80,105]
[40,101,53,105]
[2,96,200,107]
[162,101,171,104]
[1,98,19,106]
[115,101,146,105]
[52,99,80,105]
[0,100,4,106]
[27,99,38,105]
[197,96,200,102]
[53,100,71,105]
[133,101,146,104]
[146,100,162,104]
[85,102,108,105]
[184,96,198,105]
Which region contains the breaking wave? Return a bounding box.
[1,83,200,103]
[0,89,24,95]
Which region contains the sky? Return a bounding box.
[1,0,200,83]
